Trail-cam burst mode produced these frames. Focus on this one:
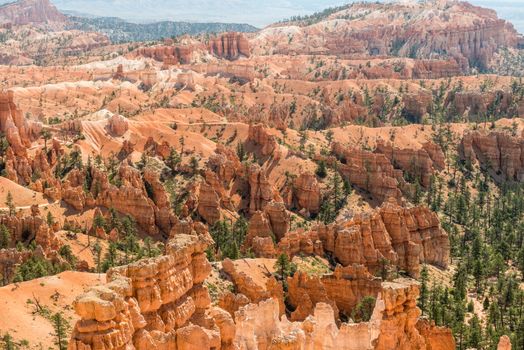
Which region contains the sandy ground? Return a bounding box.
[0,271,103,349]
[0,177,48,209]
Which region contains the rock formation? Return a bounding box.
[247,124,280,159]
[108,114,129,137]
[209,32,250,60]
[68,233,224,350]
[461,130,524,181]
[131,45,195,64]
[331,142,404,202]
[252,0,519,71]
[285,199,450,278]
[0,0,67,27]
[0,205,63,283]
[287,264,382,321]
[290,173,321,215]
[234,279,455,350]
[222,258,285,315]
[62,165,176,235]
[375,140,445,187]
[0,90,42,156]
[497,335,512,350]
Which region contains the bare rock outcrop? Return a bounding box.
[375,140,445,187]
[62,165,175,235]
[108,114,129,137]
[497,335,512,350]
[287,264,382,321]
[69,233,217,350]
[247,124,280,159]
[460,130,524,181]
[209,32,250,60]
[234,279,455,350]
[292,173,321,215]
[252,0,519,71]
[0,90,42,156]
[332,142,404,202]
[222,258,285,316]
[306,199,450,278]
[0,0,67,27]
[131,45,195,64]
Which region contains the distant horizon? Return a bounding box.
[1,0,522,33]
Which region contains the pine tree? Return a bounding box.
[5,191,15,216]
[315,160,327,178]
[274,253,295,290]
[51,312,70,350]
[419,264,429,315]
[351,296,376,322]
[46,211,55,227]
[102,242,118,272]
[0,224,11,249]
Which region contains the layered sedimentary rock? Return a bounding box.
[198,63,255,83]
[0,205,62,283]
[0,0,67,27]
[247,124,280,159]
[247,164,282,214]
[222,258,285,316]
[63,165,175,235]
[331,142,404,201]
[245,202,291,256]
[287,264,382,321]
[209,32,250,60]
[68,233,222,350]
[108,114,129,137]
[0,90,42,156]
[234,279,455,350]
[294,200,450,278]
[460,130,524,181]
[375,140,445,187]
[252,0,519,71]
[131,45,195,64]
[416,319,456,350]
[497,335,512,350]
[291,173,321,215]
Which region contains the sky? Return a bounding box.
[1,0,523,33]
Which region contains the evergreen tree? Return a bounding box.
[0,224,11,249]
[315,160,327,178]
[274,253,295,290]
[351,296,376,322]
[5,191,15,216]
[419,264,429,315]
[51,312,70,350]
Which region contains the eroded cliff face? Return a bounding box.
[69,233,454,350]
[131,45,196,65]
[0,0,67,27]
[331,142,405,202]
[0,90,42,156]
[0,205,63,284]
[320,200,449,278]
[250,199,450,279]
[209,32,250,60]
[460,130,524,182]
[287,264,382,322]
[252,0,519,71]
[68,233,225,350]
[234,279,455,350]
